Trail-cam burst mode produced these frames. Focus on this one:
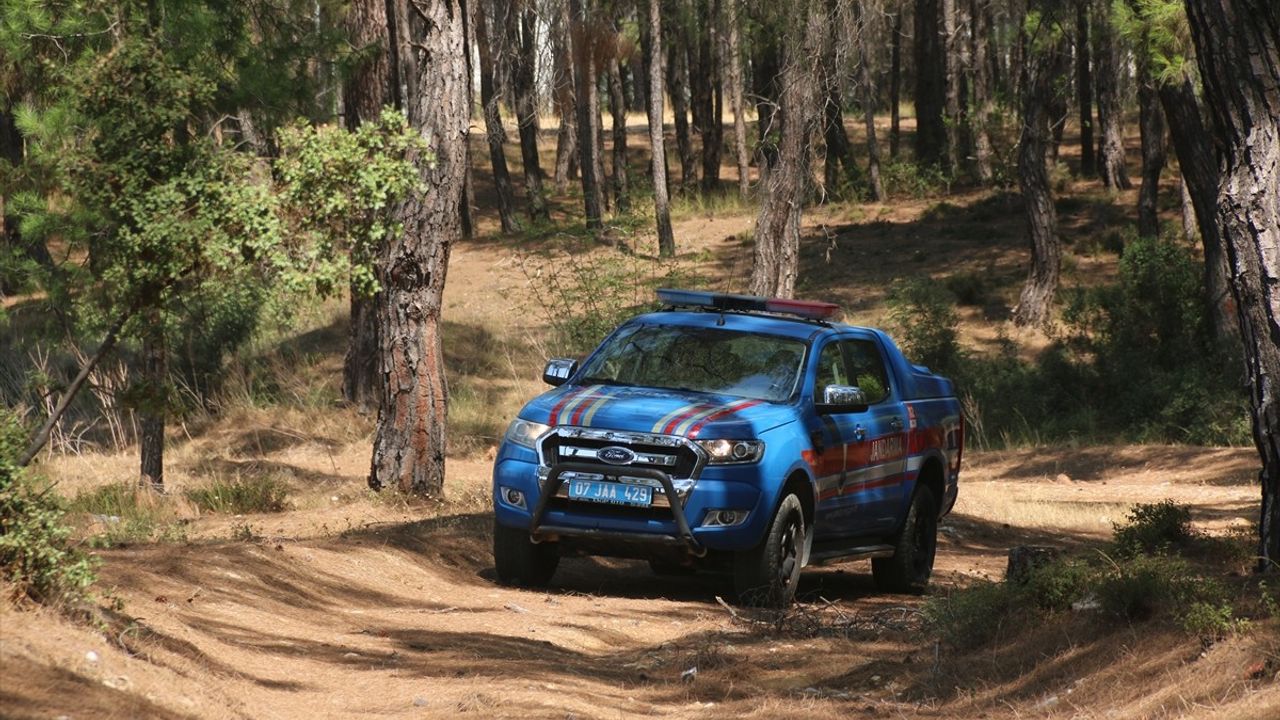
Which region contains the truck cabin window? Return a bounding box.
[578,324,806,402]
[843,339,891,403]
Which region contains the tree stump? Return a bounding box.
[1005,546,1061,585]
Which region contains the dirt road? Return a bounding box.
[3,446,1278,719]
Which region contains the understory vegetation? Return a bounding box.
[924,502,1273,651]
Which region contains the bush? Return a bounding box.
[66,482,185,547]
[1022,558,1094,611]
[880,161,951,199]
[0,410,97,605]
[1113,501,1195,557]
[186,476,289,514]
[923,581,1022,650]
[887,278,963,375]
[943,271,994,307]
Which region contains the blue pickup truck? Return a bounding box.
[492,289,963,606]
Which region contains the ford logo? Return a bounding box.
[597,446,637,465]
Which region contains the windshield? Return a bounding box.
[577,323,806,402]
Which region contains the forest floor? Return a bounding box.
[3,118,1280,718]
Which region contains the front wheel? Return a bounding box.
[493,520,559,587]
[872,486,938,594]
[733,494,806,607]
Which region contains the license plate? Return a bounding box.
[567,480,652,507]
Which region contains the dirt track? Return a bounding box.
[3,446,1278,719]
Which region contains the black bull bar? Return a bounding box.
[527,463,706,556]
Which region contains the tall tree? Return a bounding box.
[889,5,904,159]
[648,0,676,256]
[750,0,828,298]
[855,0,885,200]
[691,0,723,194]
[476,0,518,233]
[1094,0,1131,189]
[1183,0,1280,571]
[553,1,579,191]
[667,17,698,192]
[509,0,550,221]
[914,0,947,168]
[969,0,994,182]
[607,52,630,211]
[1134,27,1167,237]
[941,0,961,172]
[570,0,605,231]
[1075,0,1096,176]
[342,0,395,415]
[369,0,470,496]
[1012,3,1071,327]
[725,0,751,195]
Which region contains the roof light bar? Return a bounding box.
[656,288,839,321]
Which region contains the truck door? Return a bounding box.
[811,336,907,540]
[838,338,909,535]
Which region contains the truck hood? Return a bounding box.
[521,384,797,439]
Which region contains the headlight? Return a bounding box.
[695,439,764,464]
[504,418,549,449]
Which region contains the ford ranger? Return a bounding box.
[492,289,963,606]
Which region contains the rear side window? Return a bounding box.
[842,339,891,404]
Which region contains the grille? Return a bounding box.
[537,427,705,510]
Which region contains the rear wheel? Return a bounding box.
[493,520,559,587]
[872,486,938,594]
[733,494,805,607]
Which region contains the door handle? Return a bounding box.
[890,417,904,431]
[853,424,867,442]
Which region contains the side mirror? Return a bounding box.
[816,384,869,414]
[542,358,578,386]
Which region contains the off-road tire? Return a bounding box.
[493,521,559,587]
[872,486,938,594]
[733,494,806,607]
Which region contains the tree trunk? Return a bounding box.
[1075,0,1096,176]
[1093,0,1130,189]
[1159,77,1234,340]
[668,26,698,192]
[476,0,518,233]
[969,0,994,183]
[822,81,854,196]
[889,6,903,159]
[608,56,630,212]
[750,0,828,299]
[1135,36,1166,238]
[511,2,549,221]
[553,1,579,192]
[941,0,961,173]
[855,1,885,201]
[648,0,676,256]
[725,0,751,195]
[693,0,723,194]
[139,315,165,490]
[1184,0,1280,570]
[1012,6,1070,327]
[370,0,469,497]
[341,0,394,413]
[570,0,605,231]
[914,0,947,168]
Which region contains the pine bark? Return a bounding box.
[668,26,698,192]
[692,0,723,194]
[750,0,828,298]
[369,0,469,497]
[1159,78,1233,340]
[570,0,605,231]
[1135,37,1167,238]
[607,55,630,211]
[341,0,394,414]
[476,0,518,233]
[553,1,579,191]
[855,1,885,200]
[648,0,676,256]
[1075,0,1096,176]
[1184,0,1280,570]
[942,0,961,173]
[1012,8,1070,327]
[969,0,994,182]
[725,0,751,195]
[889,8,903,159]
[139,317,165,490]
[511,2,549,221]
[914,0,947,168]
[1093,0,1131,189]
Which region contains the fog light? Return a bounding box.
[702,509,747,527]
[501,486,527,510]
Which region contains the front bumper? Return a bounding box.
[493,454,768,554]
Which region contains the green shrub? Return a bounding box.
[185,476,289,514]
[1179,600,1247,640]
[880,161,951,199]
[923,581,1022,650]
[66,482,185,547]
[1113,501,1194,556]
[0,410,97,605]
[1023,558,1094,611]
[943,271,994,307]
[887,278,963,375]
